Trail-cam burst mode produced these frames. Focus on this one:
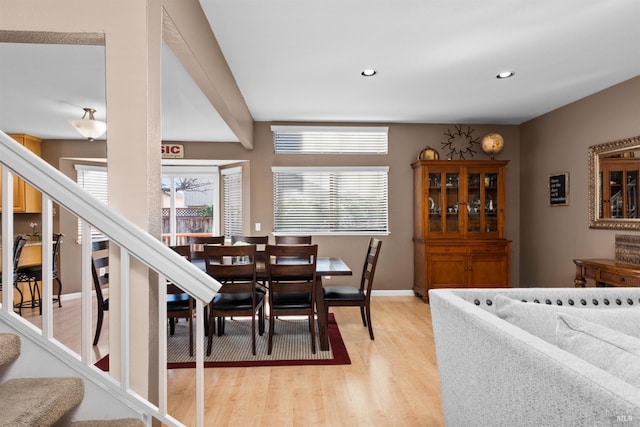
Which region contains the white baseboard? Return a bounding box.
[60,291,97,302]
[370,290,415,297]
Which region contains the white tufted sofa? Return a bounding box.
[429,287,640,427]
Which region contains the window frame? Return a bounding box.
[75,164,108,242]
[272,166,390,236]
[221,166,243,238]
[271,125,389,155]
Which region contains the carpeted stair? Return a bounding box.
[70,421,145,427]
[0,333,143,427]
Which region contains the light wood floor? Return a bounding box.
[21,296,445,427]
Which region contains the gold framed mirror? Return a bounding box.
[589,135,640,229]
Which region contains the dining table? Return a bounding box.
[192,255,352,351]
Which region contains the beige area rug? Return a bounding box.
[96,314,350,369]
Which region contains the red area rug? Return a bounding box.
[95,313,350,370]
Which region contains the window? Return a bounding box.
[271,125,388,154]
[75,164,108,241]
[272,167,389,234]
[221,166,243,238]
[162,165,220,246]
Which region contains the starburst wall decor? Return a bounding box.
[441,125,480,160]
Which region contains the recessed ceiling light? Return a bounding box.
[496,71,515,79]
[361,69,377,77]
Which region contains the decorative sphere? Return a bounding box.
[481,133,504,159]
[418,146,440,160]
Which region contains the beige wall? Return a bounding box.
[42,122,521,294]
[519,76,640,287]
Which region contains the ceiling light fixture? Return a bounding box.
[69,107,107,141]
[361,69,377,77]
[496,71,515,79]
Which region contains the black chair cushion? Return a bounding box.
[323,286,366,302]
[213,292,264,310]
[167,293,191,311]
[18,265,42,280]
[271,292,312,309]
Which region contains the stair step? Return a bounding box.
[0,377,84,427]
[69,419,144,427]
[0,333,21,367]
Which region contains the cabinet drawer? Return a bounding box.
[427,245,467,254]
[583,266,598,279]
[469,245,507,254]
[599,270,640,287]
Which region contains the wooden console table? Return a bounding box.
[574,258,640,287]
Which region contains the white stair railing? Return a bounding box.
[0,130,220,426]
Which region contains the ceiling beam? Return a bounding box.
[161,1,254,149]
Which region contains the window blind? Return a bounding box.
[271,125,388,154]
[272,167,389,234]
[222,166,243,238]
[75,164,108,242]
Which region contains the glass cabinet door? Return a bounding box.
[428,171,460,234]
[484,172,499,232]
[427,172,442,232]
[467,171,498,234]
[467,173,482,233]
[445,173,460,233]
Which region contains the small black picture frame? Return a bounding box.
[549,172,569,206]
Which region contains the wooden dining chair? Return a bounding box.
[0,236,27,315]
[203,244,265,356]
[265,244,318,355]
[274,235,312,245]
[274,235,313,263]
[323,237,382,340]
[230,235,269,287]
[91,240,110,346]
[167,245,196,356]
[187,235,224,260]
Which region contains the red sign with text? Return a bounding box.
[161,144,184,159]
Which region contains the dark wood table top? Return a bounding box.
[192,256,352,278]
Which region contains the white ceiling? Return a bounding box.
[1,0,639,142]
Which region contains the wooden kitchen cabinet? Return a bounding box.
[413,160,510,302]
[0,133,42,213]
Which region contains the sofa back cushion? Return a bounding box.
[556,313,640,388]
[494,294,640,344]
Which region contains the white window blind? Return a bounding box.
[272,167,389,234]
[271,125,388,154]
[222,166,243,238]
[75,164,108,242]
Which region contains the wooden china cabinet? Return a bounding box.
[412,160,510,302]
[0,133,42,213]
